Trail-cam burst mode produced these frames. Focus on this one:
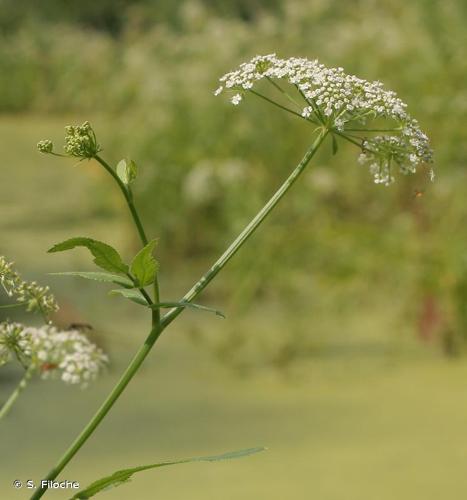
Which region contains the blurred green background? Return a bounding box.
[1,0,467,498]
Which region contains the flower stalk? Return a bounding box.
[0,364,34,420]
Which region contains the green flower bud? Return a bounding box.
[63,121,101,159]
[0,256,59,316]
[37,140,54,154]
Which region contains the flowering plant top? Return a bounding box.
[26,55,435,498]
[215,54,433,185]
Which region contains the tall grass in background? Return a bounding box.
[1,0,467,366]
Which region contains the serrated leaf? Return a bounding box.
[48,238,128,275]
[116,159,137,185]
[109,288,148,305]
[70,447,266,499]
[149,301,225,318]
[331,134,338,155]
[130,239,158,287]
[50,272,134,288]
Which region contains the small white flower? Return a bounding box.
[37,350,47,361]
[231,93,242,105]
[334,118,345,131]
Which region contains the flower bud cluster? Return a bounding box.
[0,322,29,366]
[64,121,100,159]
[0,256,58,316]
[38,121,100,159]
[37,139,54,154]
[216,54,433,184]
[0,321,108,388]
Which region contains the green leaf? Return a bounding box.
[130,239,159,287]
[331,134,338,155]
[50,272,133,288]
[48,238,128,275]
[116,159,138,185]
[149,301,225,318]
[109,288,148,306]
[70,447,266,499]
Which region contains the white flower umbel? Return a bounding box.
[0,322,108,388]
[0,256,59,317]
[26,325,108,387]
[216,54,433,185]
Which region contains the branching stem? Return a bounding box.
[30,129,329,499]
[94,155,160,325]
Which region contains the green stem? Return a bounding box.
[249,90,305,120]
[94,155,161,325]
[344,128,401,133]
[266,77,302,109]
[0,365,34,420]
[0,303,24,310]
[334,131,365,148]
[30,130,328,499]
[248,90,319,126]
[124,272,153,306]
[94,155,148,246]
[334,131,381,157]
[137,286,153,306]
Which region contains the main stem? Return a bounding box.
[0,365,34,420]
[31,130,327,499]
[95,155,148,246]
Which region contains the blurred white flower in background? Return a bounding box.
[183,159,247,205]
[0,321,108,388]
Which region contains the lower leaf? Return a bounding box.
[71,447,266,499]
